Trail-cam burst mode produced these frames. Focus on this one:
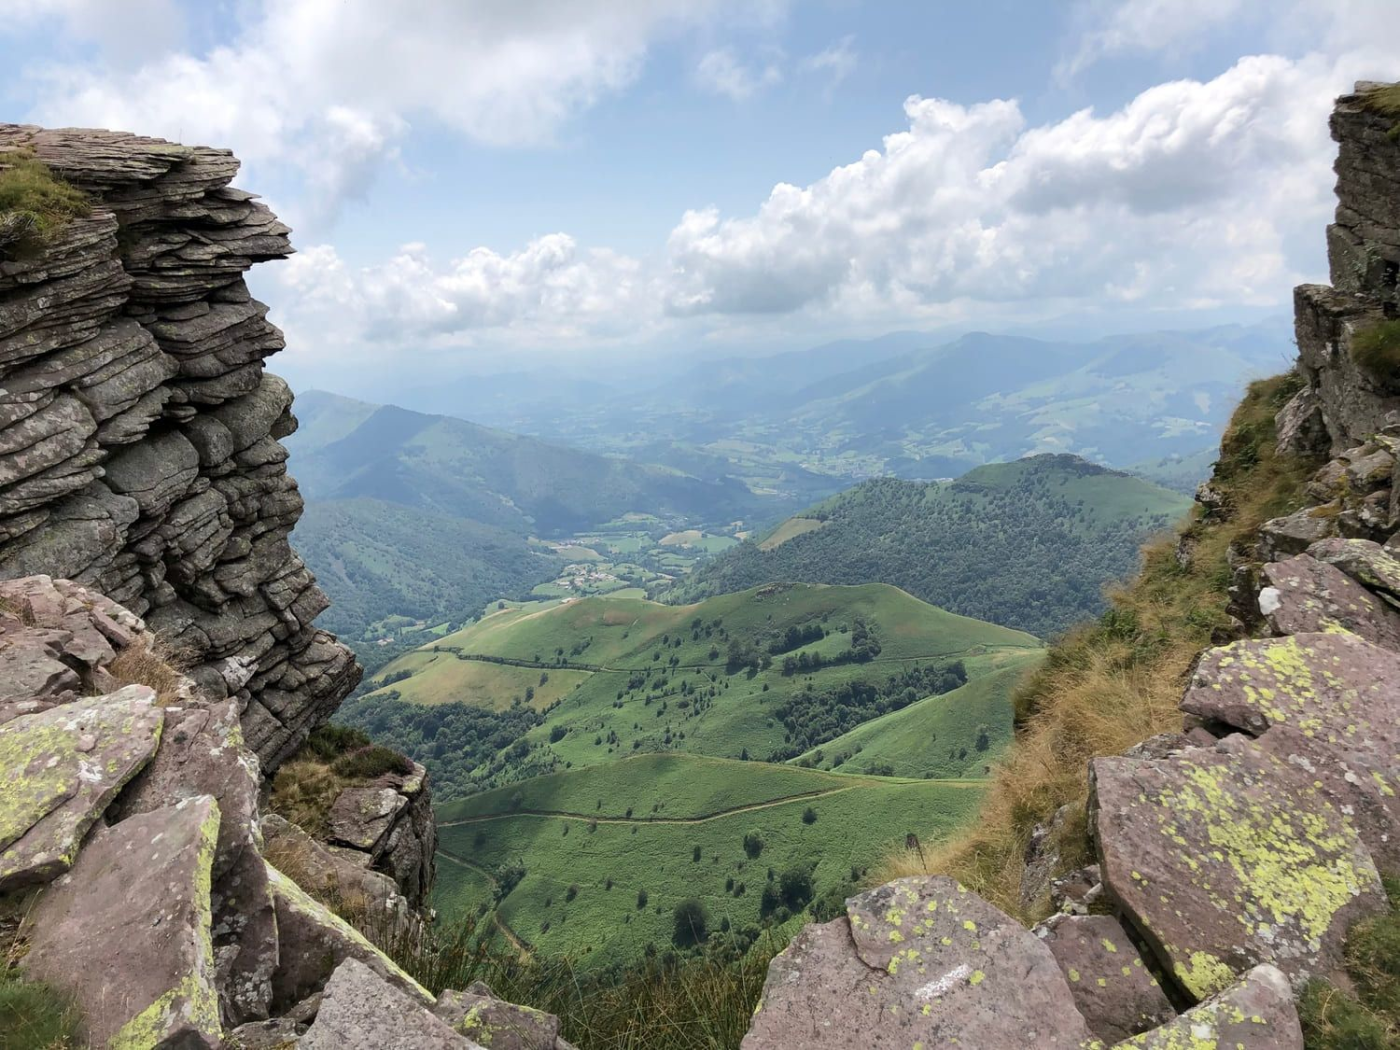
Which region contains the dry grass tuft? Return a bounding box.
[0,153,89,260]
[267,759,348,838]
[875,372,1321,918]
[104,637,192,706]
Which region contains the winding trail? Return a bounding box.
[436,778,983,831]
[435,847,532,957]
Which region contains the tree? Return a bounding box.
[672,899,709,948]
[801,806,818,825]
[743,831,764,859]
[636,888,649,909]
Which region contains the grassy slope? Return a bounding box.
[794,652,1045,779]
[676,455,1191,638]
[877,373,1323,916]
[373,583,1040,769]
[434,754,984,970]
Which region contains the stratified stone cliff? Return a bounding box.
[0,125,360,770]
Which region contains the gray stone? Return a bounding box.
[0,686,163,890]
[434,988,561,1049]
[742,876,1094,1049]
[1091,738,1384,1000]
[1308,536,1400,601]
[23,795,223,1049]
[1118,964,1301,1049]
[1034,913,1175,1043]
[301,958,479,1050]
[226,1017,307,1048]
[1258,554,1400,648]
[1257,505,1339,562]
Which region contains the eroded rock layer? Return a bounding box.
[0,125,360,771]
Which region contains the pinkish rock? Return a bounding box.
[1258,554,1400,648]
[1118,964,1301,1049]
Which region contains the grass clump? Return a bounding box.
[0,153,89,260]
[268,724,415,834]
[0,952,82,1050]
[104,636,191,705]
[332,743,414,780]
[1351,320,1400,392]
[875,372,1321,917]
[1300,875,1400,1048]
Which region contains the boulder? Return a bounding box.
[0,686,163,890]
[1308,536,1400,602]
[1090,738,1384,999]
[301,958,478,1050]
[1035,913,1174,1043]
[1258,554,1400,648]
[1117,964,1301,1049]
[22,795,223,1049]
[328,784,408,855]
[265,862,432,1012]
[434,987,563,1050]
[113,698,278,1025]
[742,876,1094,1049]
[225,1017,307,1048]
[1257,506,1339,562]
[261,813,408,922]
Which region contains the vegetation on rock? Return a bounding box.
[1300,875,1400,1049]
[0,153,88,259]
[1351,320,1400,392]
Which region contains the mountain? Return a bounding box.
[673,455,1191,638]
[286,390,764,535]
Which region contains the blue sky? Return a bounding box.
[3,1,1397,386]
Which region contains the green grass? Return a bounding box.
[757,517,824,550]
[434,754,984,970]
[1351,320,1400,392]
[1300,875,1400,1048]
[0,967,82,1050]
[0,153,89,259]
[794,652,1044,779]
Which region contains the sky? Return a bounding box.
[3,0,1398,388]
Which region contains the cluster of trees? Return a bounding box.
[676,464,1183,638]
[778,617,881,675]
[770,660,967,759]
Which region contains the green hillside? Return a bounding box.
[433,754,985,970]
[285,390,763,535]
[673,455,1190,637]
[341,583,1040,798]
[792,653,1043,779]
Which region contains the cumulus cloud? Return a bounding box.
[695,47,784,101]
[19,0,772,214]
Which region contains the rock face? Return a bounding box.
[743,876,1095,1049]
[0,125,360,772]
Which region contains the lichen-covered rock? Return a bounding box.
[742,876,1094,1049]
[322,761,436,909]
[1308,536,1400,602]
[434,986,563,1049]
[301,958,478,1050]
[1116,964,1301,1049]
[22,795,223,1049]
[1258,554,1400,647]
[261,813,409,922]
[0,124,361,772]
[1090,738,1384,1000]
[1257,505,1339,562]
[113,698,277,1025]
[0,685,163,890]
[265,862,432,1012]
[1034,913,1175,1043]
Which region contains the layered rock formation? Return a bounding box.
[743,80,1400,1050]
[0,125,359,772]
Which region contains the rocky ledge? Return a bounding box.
[742,80,1400,1050]
[0,125,359,772]
[0,574,566,1047]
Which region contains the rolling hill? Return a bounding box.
[432,754,987,970]
[672,455,1191,637]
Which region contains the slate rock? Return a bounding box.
[1091,739,1384,1000]
[0,686,163,890]
[1258,554,1400,648]
[1117,964,1301,1049]
[1034,913,1175,1043]
[266,862,432,1012]
[23,795,223,1049]
[434,987,561,1049]
[301,958,478,1050]
[742,876,1094,1049]
[114,698,277,1025]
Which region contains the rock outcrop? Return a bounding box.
[743,80,1400,1050]
[0,125,360,772]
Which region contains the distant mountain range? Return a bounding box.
[672,454,1191,638]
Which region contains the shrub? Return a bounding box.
[0,153,89,259]
[1351,320,1400,392]
[304,723,374,760]
[565,885,579,903]
[742,831,764,859]
[331,744,414,780]
[671,899,709,948]
[636,889,649,909]
[801,807,817,825]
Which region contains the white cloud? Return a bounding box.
[1057,0,1251,80]
[19,0,775,214]
[695,47,784,101]
[2,0,186,61]
[800,36,858,91]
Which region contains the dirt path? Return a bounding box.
[437,778,982,831]
[435,848,532,957]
